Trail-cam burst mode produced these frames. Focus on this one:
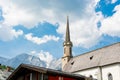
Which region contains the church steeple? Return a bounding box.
[62,16,73,70]
[65,16,70,42]
[63,16,72,47]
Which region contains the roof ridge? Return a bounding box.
[73,42,120,58]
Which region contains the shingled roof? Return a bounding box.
[63,42,120,72]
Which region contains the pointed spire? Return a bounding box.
[65,16,70,42]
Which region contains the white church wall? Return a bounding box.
[74,64,120,80]
[102,64,120,80]
[74,67,99,79]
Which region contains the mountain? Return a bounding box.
[6,53,46,68]
[0,53,61,80]
[0,56,8,65]
[0,53,61,70]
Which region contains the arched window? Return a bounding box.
[108,73,113,80]
[89,75,93,80]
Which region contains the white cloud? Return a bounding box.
[70,20,102,48]
[0,0,103,48]
[100,4,120,37]
[30,50,54,68]
[104,0,117,4]
[1,0,119,48]
[111,0,117,3]
[57,1,103,48]
[0,0,99,27]
[1,1,36,28]
[0,0,104,48]
[0,24,23,41]
[25,33,59,44]
[30,51,36,55]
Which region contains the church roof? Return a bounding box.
[63,42,120,72]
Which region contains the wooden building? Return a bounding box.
[7,64,89,80]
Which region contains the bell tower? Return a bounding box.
[62,16,73,70]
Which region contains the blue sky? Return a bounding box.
[0,0,120,59]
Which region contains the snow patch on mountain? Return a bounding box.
[6,53,46,68]
[0,57,8,65]
[0,53,61,70]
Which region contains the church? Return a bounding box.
[62,17,120,80]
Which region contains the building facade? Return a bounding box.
[62,17,120,80]
[7,64,88,80]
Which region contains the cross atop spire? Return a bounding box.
[65,16,70,42]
